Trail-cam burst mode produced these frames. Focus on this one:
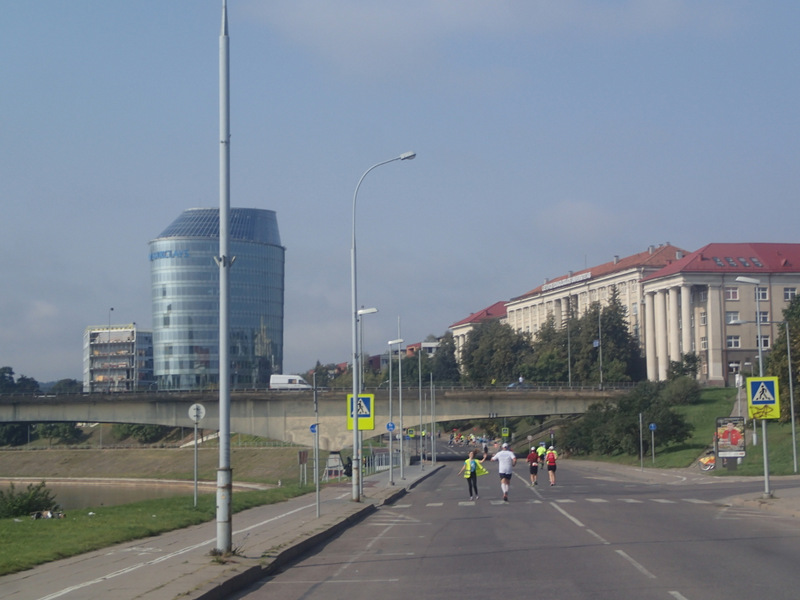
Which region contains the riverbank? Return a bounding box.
[0,446,313,485]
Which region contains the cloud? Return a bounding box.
[240,0,743,77]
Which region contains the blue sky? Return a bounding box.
[2,1,798,382]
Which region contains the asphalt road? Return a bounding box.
[232,460,800,600]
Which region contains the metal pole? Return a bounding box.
[431,372,436,465]
[398,326,404,480]
[194,420,199,507]
[786,321,797,473]
[388,344,394,485]
[755,285,771,497]
[216,0,233,553]
[418,348,423,471]
[314,373,320,517]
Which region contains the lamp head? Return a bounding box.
[357,307,378,316]
[736,276,761,285]
[399,151,416,161]
[388,338,404,345]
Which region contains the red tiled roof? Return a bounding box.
[449,300,508,328]
[642,243,800,281]
[511,243,689,301]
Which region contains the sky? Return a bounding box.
[2,1,799,383]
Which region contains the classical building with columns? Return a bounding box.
[505,243,688,347]
[641,243,800,385]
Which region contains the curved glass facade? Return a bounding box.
[149,208,285,390]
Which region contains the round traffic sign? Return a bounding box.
[387,422,396,431]
[310,423,318,434]
[188,403,206,423]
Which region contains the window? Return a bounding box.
[785,288,797,302]
[725,311,740,324]
[700,336,708,350]
[756,286,768,301]
[759,335,771,349]
[728,360,741,374]
[726,335,741,349]
[700,312,708,326]
[698,289,708,303]
[758,311,769,324]
[725,287,739,301]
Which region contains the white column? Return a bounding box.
[680,285,692,356]
[669,287,681,363]
[645,292,657,381]
[655,290,669,380]
[706,285,725,384]
[553,298,562,326]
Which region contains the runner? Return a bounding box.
[491,442,517,501]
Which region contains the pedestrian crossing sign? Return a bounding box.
[346,394,375,430]
[746,377,780,420]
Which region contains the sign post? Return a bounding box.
[747,376,780,498]
[649,423,657,465]
[188,403,206,507]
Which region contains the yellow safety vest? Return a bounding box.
[464,459,488,477]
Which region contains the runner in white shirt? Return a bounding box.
[491,442,517,502]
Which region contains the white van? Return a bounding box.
[269,374,312,390]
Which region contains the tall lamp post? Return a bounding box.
[350,151,415,502]
[388,338,404,485]
[735,276,771,497]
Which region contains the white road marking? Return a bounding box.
[616,549,656,579]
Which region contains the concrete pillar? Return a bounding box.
[655,290,669,380]
[669,286,681,363]
[706,285,725,384]
[645,292,657,381]
[681,285,692,356]
[553,299,562,326]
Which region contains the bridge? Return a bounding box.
[0,386,626,451]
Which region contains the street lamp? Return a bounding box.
[388,338,404,486]
[350,151,415,502]
[735,276,771,497]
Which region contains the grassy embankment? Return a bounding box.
[578,386,800,476]
[0,431,330,576]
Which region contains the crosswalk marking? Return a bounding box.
[393,497,711,507]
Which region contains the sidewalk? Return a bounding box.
[0,463,442,600]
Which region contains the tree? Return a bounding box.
[36,423,82,446]
[460,320,533,385]
[50,379,83,394]
[560,381,693,456]
[0,424,29,446]
[430,332,461,384]
[765,295,800,423]
[0,367,16,393]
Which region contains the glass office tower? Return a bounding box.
[149,208,285,390]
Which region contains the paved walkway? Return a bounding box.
[0,464,440,600]
[2,460,799,600]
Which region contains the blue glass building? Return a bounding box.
[149,208,285,390]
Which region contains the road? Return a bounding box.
[232,460,800,600]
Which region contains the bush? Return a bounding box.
[0,482,59,518]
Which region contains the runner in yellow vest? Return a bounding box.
[457,450,488,500]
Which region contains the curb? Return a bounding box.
[191,464,444,600]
